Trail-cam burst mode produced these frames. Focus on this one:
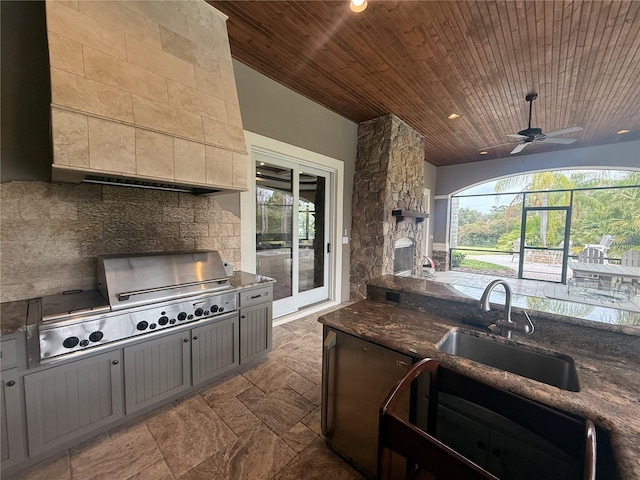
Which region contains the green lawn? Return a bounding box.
[460,258,513,271]
[454,246,508,256]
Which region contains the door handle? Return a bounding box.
[321,330,337,436]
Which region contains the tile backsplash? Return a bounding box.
[0,181,241,302]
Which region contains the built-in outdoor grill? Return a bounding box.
[27,251,236,364]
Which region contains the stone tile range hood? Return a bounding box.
[46,0,248,195]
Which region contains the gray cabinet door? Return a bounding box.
[435,404,490,468]
[487,428,581,480]
[239,303,272,365]
[24,350,123,456]
[1,369,25,467]
[124,331,191,415]
[192,314,239,385]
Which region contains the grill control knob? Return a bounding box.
[158,316,169,326]
[149,323,157,329]
[79,340,90,347]
[211,305,219,313]
[89,331,104,342]
[204,310,210,316]
[195,308,204,316]
[219,307,224,313]
[136,321,149,331]
[170,319,176,324]
[187,314,194,320]
[63,336,80,349]
[177,312,187,321]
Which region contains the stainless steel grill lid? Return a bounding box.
[97,250,231,310]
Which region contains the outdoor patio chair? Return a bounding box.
[572,247,607,290]
[511,239,532,263]
[584,234,614,256]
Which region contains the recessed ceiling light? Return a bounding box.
[448,113,460,120]
[256,171,262,175]
[479,151,488,155]
[617,129,630,135]
[259,162,265,166]
[350,0,368,13]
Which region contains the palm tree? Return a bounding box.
[495,172,574,247]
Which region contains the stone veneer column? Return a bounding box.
[350,115,426,299]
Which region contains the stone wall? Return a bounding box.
[350,115,426,299]
[0,181,240,302]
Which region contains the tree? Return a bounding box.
[495,172,574,247]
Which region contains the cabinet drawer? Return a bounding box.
[239,285,272,307]
[0,339,17,370]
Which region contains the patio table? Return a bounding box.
[568,260,640,299]
[568,261,640,280]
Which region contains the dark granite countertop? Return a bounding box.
[369,275,640,336]
[319,297,640,479]
[0,272,275,337]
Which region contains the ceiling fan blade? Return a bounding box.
[540,137,577,145]
[507,134,528,139]
[510,143,528,154]
[545,126,583,137]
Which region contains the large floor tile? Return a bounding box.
[274,438,365,480]
[210,396,263,435]
[69,423,162,480]
[237,386,316,436]
[242,359,314,395]
[281,422,318,453]
[199,373,254,407]
[128,459,173,480]
[179,425,296,480]
[146,395,236,477]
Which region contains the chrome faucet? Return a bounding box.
[480,279,534,339]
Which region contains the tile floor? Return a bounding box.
[13,304,364,480]
[13,271,634,480]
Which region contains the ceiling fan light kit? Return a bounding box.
[480,93,583,155]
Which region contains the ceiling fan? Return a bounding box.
[481,93,583,154]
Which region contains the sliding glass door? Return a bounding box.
[255,155,331,317]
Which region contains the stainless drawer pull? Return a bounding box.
[6,381,15,387]
[397,360,408,367]
[112,360,119,365]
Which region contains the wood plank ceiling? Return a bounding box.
[209,1,640,167]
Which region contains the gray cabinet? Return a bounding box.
[1,369,25,467]
[192,314,239,385]
[488,429,580,480]
[124,331,191,415]
[24,350,123,456]
[240,303,272,364]
[238,284,273,365]
[432,395,582,480]
[1,337,26,468]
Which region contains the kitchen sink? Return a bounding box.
[436,329,580,392]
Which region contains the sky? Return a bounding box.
[454,169,634,214]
